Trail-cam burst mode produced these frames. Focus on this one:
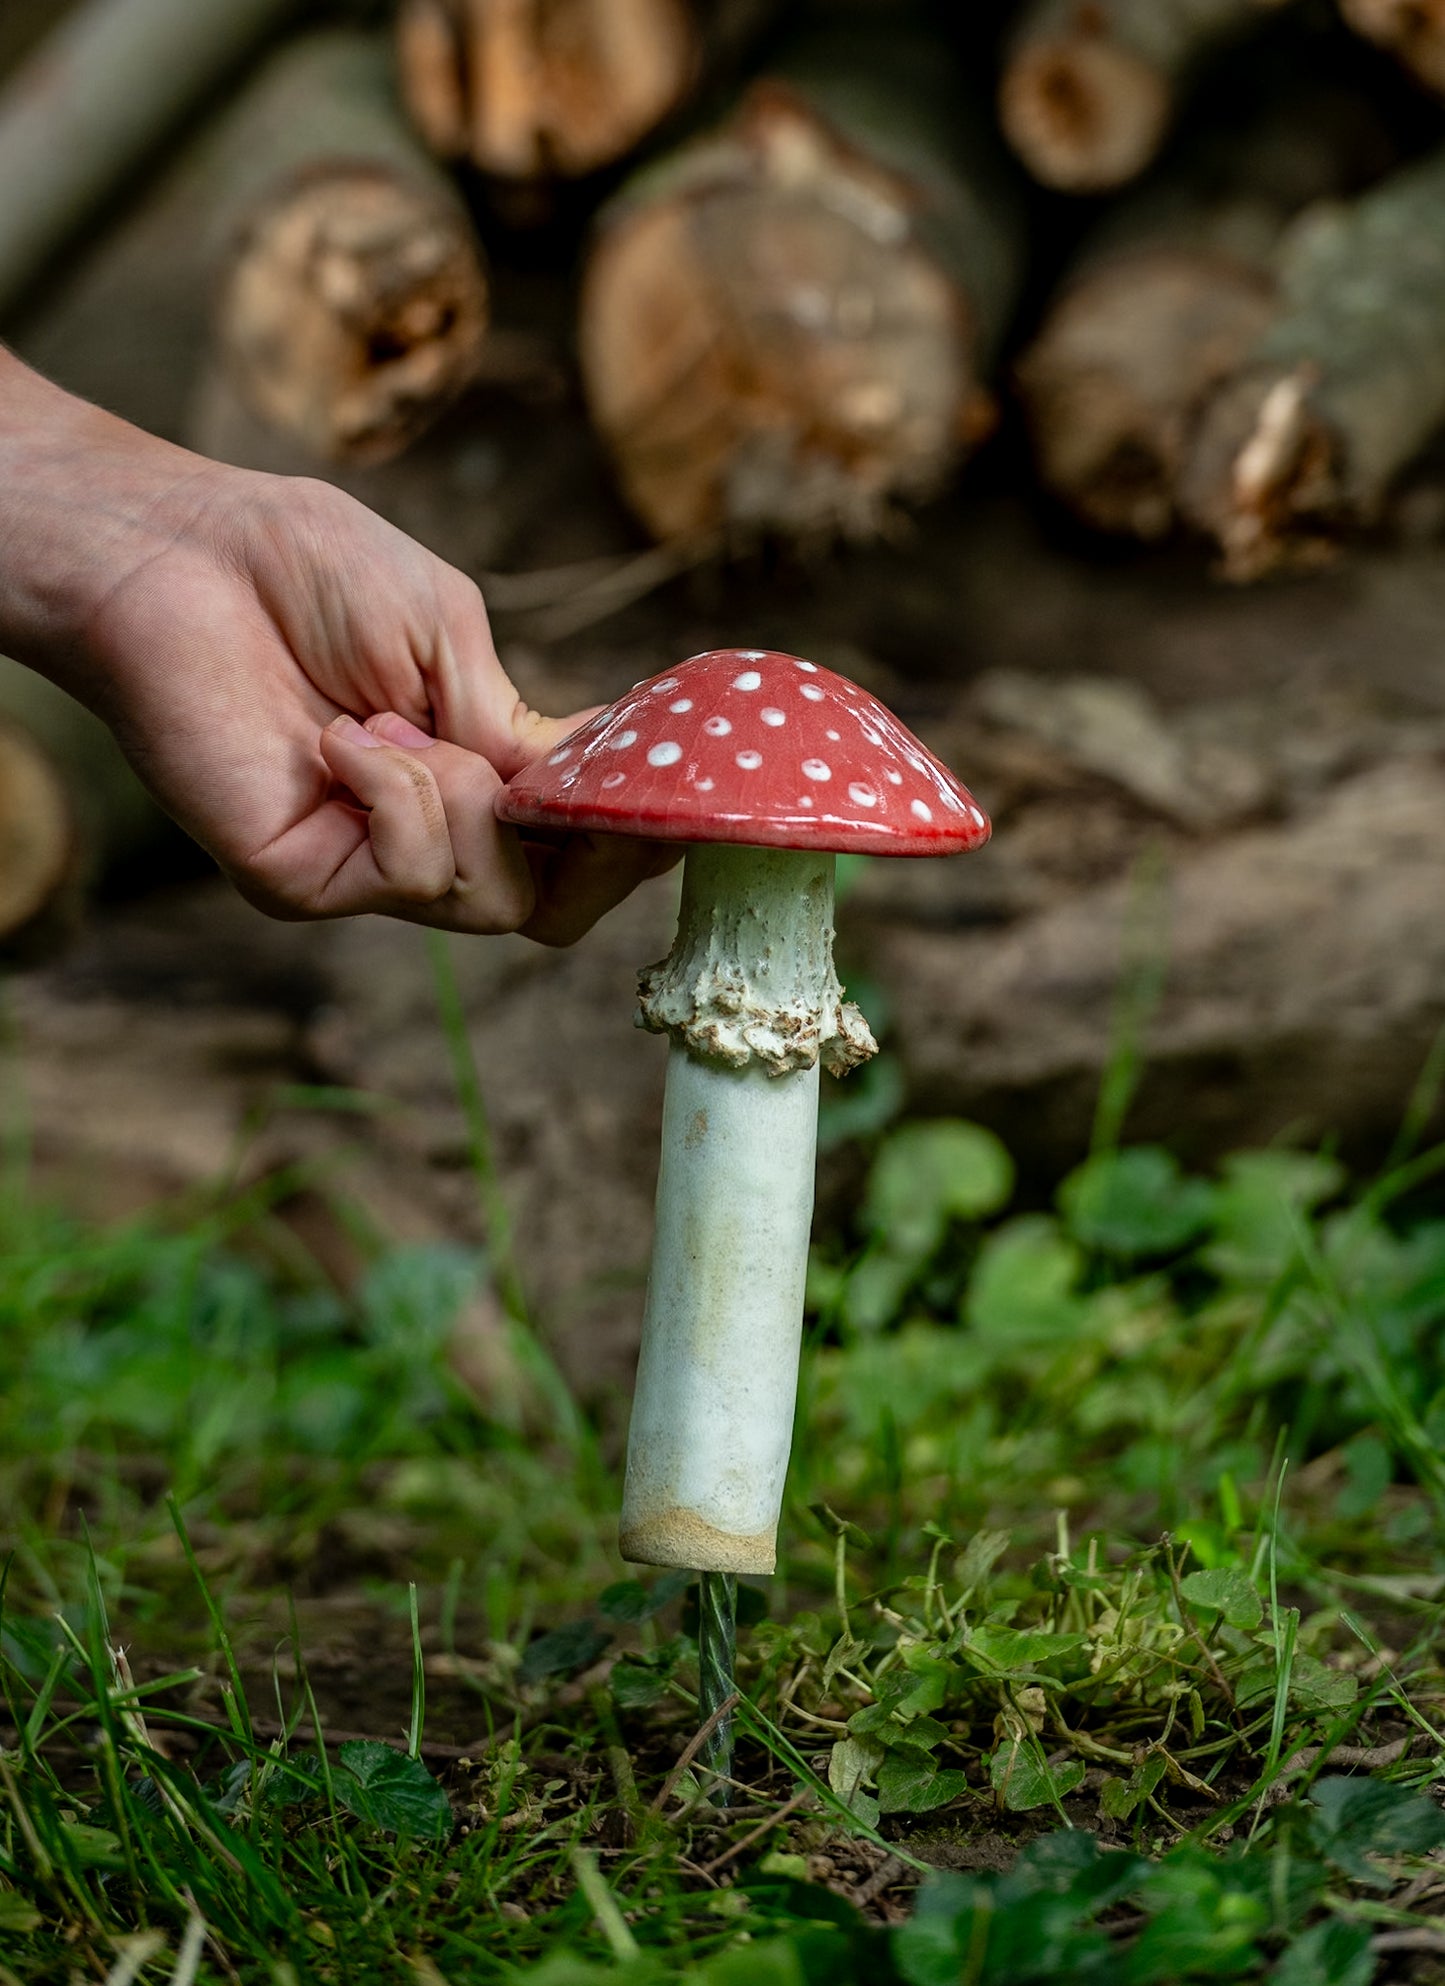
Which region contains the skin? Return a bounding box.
[0,350,669,943]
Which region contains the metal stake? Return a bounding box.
[696,1570,737,1796]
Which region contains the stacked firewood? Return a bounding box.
[398,1,1445,572]
[4,0,1445,941]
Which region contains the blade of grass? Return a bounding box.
[408,1581,425,1762]
[571,1848,641,1962]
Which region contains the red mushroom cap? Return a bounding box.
[497,649,990,856]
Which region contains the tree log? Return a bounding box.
[0,659,168,941]
[395,0,707,181]
[0,723,71,942]
[1015,87,1388,539]
[1339,0,1445,94]
[0,0,305,323]
[1019,245,1277,540]
[1179,146,1445,579]
[999,0,1291,194]
[208,33,491,466]
[578,30,1021,545]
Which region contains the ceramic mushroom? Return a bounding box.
[498,648,989,1577]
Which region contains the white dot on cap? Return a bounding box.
[860,725,882,746]
[907,755,928,773]
[696,776,715,792]
[802,758,831,781]
[886,769,903,785]
[602,771,627,789]
[703,715,732,737]
[848,783,878,807]
[736,750,763,770]
[740,649,766,661]
[826,730,841,742]
[800,685,825,703]
[651,678,679,694]
[732,670,762,692]
[798,795,814,808]
[761,708,786,727]
[794,659,818,672]
[548,745,573,764]
[911,799,933,823]
[669,698,693,714]
[608,729,638,750]
[648,741,682,767]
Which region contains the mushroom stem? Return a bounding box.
[620,842,874,1577]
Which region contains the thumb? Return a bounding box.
[425,576,599,777]
[502,700,602,776]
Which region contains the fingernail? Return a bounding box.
[371,711,438,749]
[328,713,384,748]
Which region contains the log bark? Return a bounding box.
[0,0,304,322]
[1339,0,1445,94]
[1179,146,1445,579]
[999,0,1291,193]
[395,0,706,180]
[209,34,491,466]
[578,29,1022,545]
[1015,88,1388,539]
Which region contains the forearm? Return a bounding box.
[0,350,219,706]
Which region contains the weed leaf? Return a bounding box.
[1059,1148,1216,1259]
[1178,1569,1263,1631]
[599,1570,690,1624]
[989,1739,1086,1811]
[520,1619,612,1684]
[1306,1774,1445,1885]
[865,1120,1014,1262]
[1271,1918,1375,1986]
[334,1741,451,1840]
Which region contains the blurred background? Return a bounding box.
[4,0,1445,1399]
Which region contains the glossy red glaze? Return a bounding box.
[497,649,990,856]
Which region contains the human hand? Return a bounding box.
[0,355,671,941]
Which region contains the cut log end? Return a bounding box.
[1340,0,1445,94]
[397,0,702,181]
[581,87,986,546]
[216,165,490,465]
[1017,250,1278,539]
[0,724,72,941]
[999,34,1170,192]
[1179,364,1343,580]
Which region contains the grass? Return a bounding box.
[5,967,1445,1980]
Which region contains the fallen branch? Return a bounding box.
[1179,146,1445,578]
[999,0,1292,193]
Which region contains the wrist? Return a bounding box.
[0,351,228,704]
